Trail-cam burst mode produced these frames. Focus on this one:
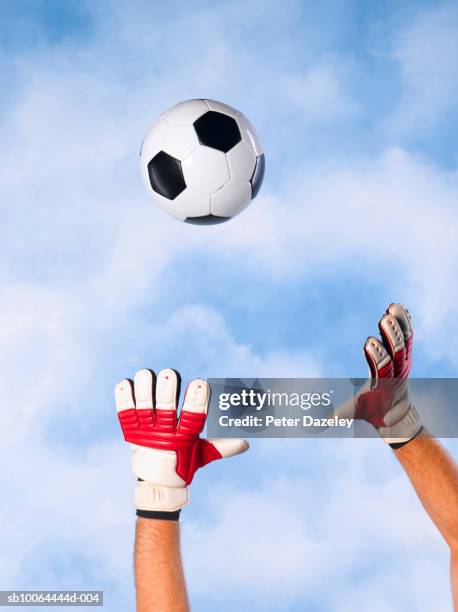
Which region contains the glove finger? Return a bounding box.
[363,336,393,380]
[115,378,139,437]
[387,303,413,339]
[379,314,407,377]
[177,379,209,435]
[207,438,250,458]
[155,368,179,432]
[134,369,155,429]
[387,303,414,363]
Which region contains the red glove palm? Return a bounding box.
[355,303,413,427]
[118,385,224,485]
[335,304,422,445]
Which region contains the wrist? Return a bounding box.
[389,425,424,450]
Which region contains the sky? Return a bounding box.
[1,0,458,610]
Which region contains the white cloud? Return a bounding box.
[0,2,457,611]
[208,148,458,366]
[0,438,135,608]
[389,3,458,134]
[135,304,324,378]
[280,59,360,121]
[0,284,89,437]
[183,440,451,611]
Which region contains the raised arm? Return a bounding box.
[394,435,458,609]
[115,368,248,611]
[135,517,189,612]
[336,303,458,609]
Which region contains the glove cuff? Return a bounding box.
[389,425,424,449]
[379,404,422,445]
[137,509,181,521]
[135,480,189,512]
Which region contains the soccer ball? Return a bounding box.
[140,99,265,224]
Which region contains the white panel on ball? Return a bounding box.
[204,99,240,119]
[211,180,252,217]
[165,99,208,125]
[174,189,211,219]
[236,113,263,157]
[226,141,256,180]
[140,118,169,161]
[164,123,200,159]
[182,147,229,194]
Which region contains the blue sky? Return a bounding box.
[1,0,458,610]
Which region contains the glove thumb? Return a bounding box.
[197,438,249,469]
[208,438,249,458]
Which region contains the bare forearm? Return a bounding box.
[135,518,189,612]
[394,434,458,608]
[394,433,458,549]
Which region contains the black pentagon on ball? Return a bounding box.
[147,151,186,200]
[250,153,265,199]
[184,214,231,225]
[193,111,241,153]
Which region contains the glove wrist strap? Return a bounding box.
[135,480,189,512]
[380,404,422,445]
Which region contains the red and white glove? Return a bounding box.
[115,368,249,516]
[337,304,422,446]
